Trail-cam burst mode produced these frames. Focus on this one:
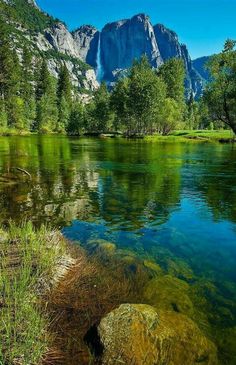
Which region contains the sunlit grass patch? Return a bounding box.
[0,222,66,365]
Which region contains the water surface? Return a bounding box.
[0,135,236,363]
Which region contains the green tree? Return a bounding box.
[57,64,72,132]
[0,98,7,128]
[158,98,182,135]
[36,60,58,133]
[110,77,130,132]
[86,82,112,133]
[67,100,84,135]
[0,23,25,130]
[186,92,200,130]
[126,56,167,135]
[21,46,36,129]
[204,40,236,134]
[158,58,185,105]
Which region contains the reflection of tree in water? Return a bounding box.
[0,136,99,225]
[197,145,236,224]
[0,137,183,229]
[87,141,183,230]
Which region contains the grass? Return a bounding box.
[143,129,235,143]
[0,222,66,365]
[170,129,235,141]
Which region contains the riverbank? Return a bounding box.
[0,223,137,364]
[0,223,220,365]
[0,128,234,143]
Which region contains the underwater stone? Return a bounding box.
[143,274,194,315]
[98,303,218,365]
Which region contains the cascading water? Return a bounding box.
[96,33,104,83]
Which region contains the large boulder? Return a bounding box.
[98,304,218,365]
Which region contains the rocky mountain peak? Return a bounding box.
[3,0,39,8]
[100,13,162,80]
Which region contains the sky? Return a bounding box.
[37,0,236,59]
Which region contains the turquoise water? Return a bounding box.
[0,136,236,362]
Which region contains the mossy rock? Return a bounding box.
[98,304,218,365]
[143,275,194,316]
[86,239,116,256]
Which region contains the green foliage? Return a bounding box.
[67,100,84,135]
[0,0,58,33]
[0,222,66,365]
[203,39,236,134]
[85,82,113,133]
[158,98,182,135]
[110,56,185,136]
[158,58,186,106]
[57,64,72,132]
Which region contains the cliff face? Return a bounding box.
[193,56,211,81]
[73,25,99,68]
[100,14,162,81]
[2,0,207,97]
[75,15,205,97]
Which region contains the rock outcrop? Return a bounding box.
[74,14,205,97]
[2,0,207,96]
[73,14,204,97]
[98,304,218,365]
[73,25,99,68]
[193,56,211,81]
[44,23,82,59]
[100,14,162,81]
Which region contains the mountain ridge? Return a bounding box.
[0,0,209,97]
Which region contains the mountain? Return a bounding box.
[74,14,204,97]
[193,56,211,81]
[0,0,99,96]
[0,0,207,98]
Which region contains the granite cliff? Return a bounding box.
[1,0,208,97]
[74,14,205,97]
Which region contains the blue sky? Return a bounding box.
[37,0,236,59]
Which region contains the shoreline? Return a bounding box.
[0,130,235,143]
[0,223,223,365]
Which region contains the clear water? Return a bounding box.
[0,135,236,363]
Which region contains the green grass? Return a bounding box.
[171,129,235,141]
[144,130,235,143]
[0,222,66,365]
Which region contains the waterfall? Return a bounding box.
[96,33,104,83]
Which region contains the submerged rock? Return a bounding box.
[87,239,116,256]
[98,303,218,365]
[143,274,194,315]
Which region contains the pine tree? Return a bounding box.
[0,23,25,130]
[57,64,72,132]
[21,46,36,130]
[67,100,84,135]
[36,59,58,133]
